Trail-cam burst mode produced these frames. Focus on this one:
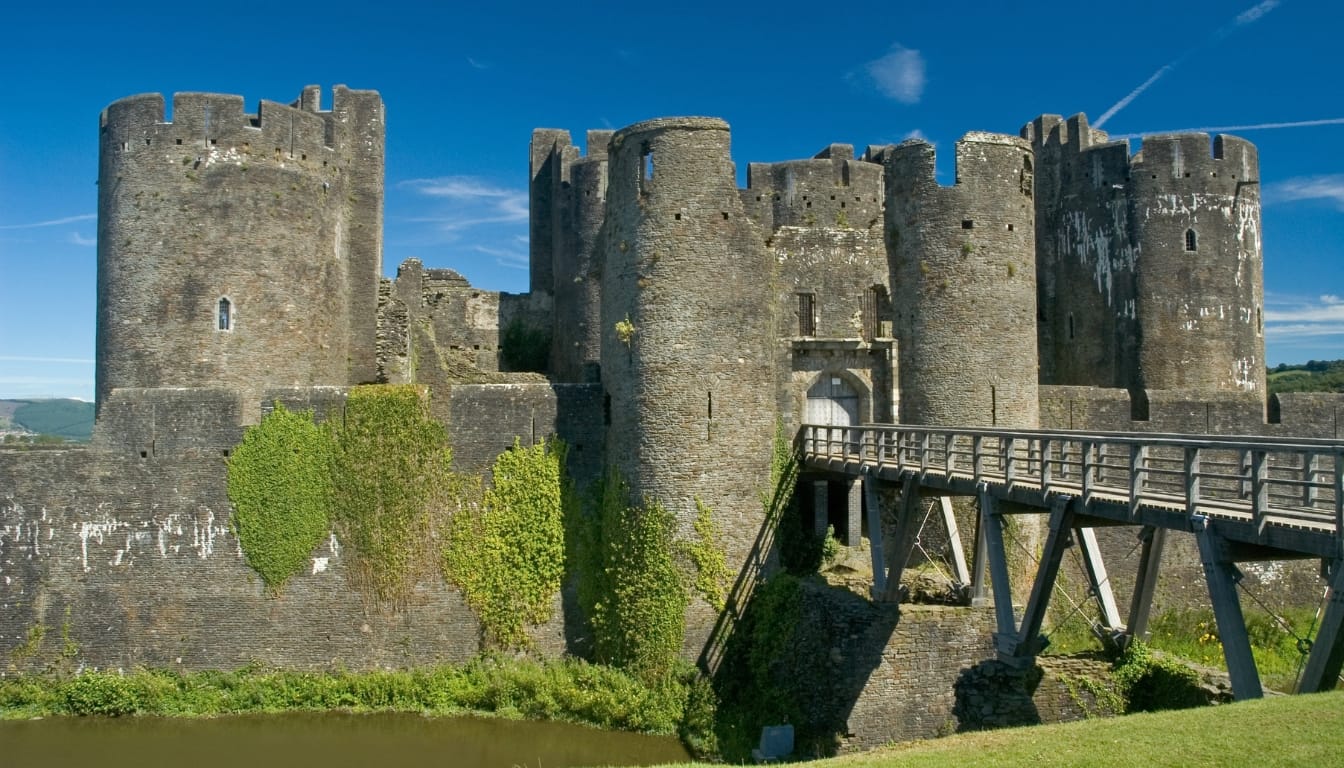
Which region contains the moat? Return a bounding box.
[3,711,690,768]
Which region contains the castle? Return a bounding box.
[3,85,1341,745]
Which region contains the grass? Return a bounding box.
[1044,606,1321,693]
[649,690,1344,768]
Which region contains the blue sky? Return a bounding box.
[1,0,1341,400]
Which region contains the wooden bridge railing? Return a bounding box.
[800,423,1344,537]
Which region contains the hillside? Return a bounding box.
[1268,359,1344,395]
[0,398,95,442]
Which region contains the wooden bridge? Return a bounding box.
[799,423,1344,700]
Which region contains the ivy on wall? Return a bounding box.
[329,385,453,605]
[443,438,570,649]
[226,404,334,592]
[683,498,729,612]
[571,472,688,683]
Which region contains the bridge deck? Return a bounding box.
[801,424,1344,559]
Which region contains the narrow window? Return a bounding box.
[798,293,816,337]
[1067,313,1075,340]
[1257,306,1263,336]
[862,285,888,341]
[1185,229,1198,252]
[962,220,974,229]
[640,142,653,194]
[217,297,232,331]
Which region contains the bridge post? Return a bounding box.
[812,481,829,537]
[1075,525,1123,639]
[1193,516,1264,700]
[1004,495,1075,665]
[877,475,923,602]
[1126,526,1167,644]
[864,471,888,598]
[843,477,862,546]
[1298,558,1344,693]
[979,484,1018,641]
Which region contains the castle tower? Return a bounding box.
[1130,133,1265,394]
[94,86,384,414]
[549,130,613,382]
[1023,114,1139,389]
[598,117,775,640]
[886,134,1039,428]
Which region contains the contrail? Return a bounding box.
[1094,0,1285,129]
[0,213,95,230]
[1111,118,1344,140]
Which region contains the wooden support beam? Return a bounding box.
[1298,559,1344,693]
[940,495,971,587]
[864,473,887,599]
[1127,526,1166,643]
[1008,496,1075,663]
[879,475,922,602]
[979,486,1017,636]
[970,499,989,607]
[1075,525,1123,634]
[1194,516,1264,700]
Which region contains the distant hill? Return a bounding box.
[1268,359,1344,395]
[0,399,95,442]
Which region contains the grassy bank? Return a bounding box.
[0,656,712,742]
[654,690,1344,768]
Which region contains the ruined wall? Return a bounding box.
[95,87,383,417]
[886,134,1039,429]
[599,117,777,648]
[549,131,612,382]
[0,385,598,674]
[446,383,603,486]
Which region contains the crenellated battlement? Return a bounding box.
[99,86,381,164]
[744,143,885,232]
[1131,132,1258,187]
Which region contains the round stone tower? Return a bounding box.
[95,86,384,414]
[886,133,1039,428]
[598,117,775,633]
[1130,133,1265,394]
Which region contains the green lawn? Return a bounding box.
[651,690,1344,767]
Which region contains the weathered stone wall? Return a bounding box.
[95,87,382,415]
[599,117,777,649]
[0,385,597,675]
[886,134,1039,429]
[446,383,603,487]
[1024,115,1138,389]
[1131,133,1264,395]
[550,132,612,382]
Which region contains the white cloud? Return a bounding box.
[1262,174,1344,211]
[903,129,927,142]
[69,232,95,247]
[472,245,528,271]
[865,45,926,104]
[0,355,95,364]
[399,176,528,232]
[0,213,95,230]
[466,57,489,70]
[1236,0,1280,26]
[1263,293,1344,343]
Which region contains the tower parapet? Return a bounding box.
[549,130,613,381]
[886,133,1039,428]
[743,144,885,234]
[95,86,384,416]
[1130,133,1263,393]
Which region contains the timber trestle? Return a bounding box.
[801,423,1344,700]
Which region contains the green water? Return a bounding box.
[2,711,690,768]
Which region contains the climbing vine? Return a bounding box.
[443,438,570,649]
[684,498,730,611]
[572,472,688,683]
[329,385,453,605]
[226,404,334,592]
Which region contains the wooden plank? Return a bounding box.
[880,475,922,602]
